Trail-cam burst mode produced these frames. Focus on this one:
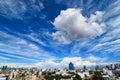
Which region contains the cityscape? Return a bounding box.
[0,0,120,80]
[0,62,120,80]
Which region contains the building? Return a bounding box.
[69,62,75,70]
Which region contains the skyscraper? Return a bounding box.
[69,62,75,70]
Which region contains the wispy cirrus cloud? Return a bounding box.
[0,31,54,63]
[88,0,120,58]
[0,56,10,60]
[0,0,44,19]
[25,32,47,47]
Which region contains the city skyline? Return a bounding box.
[0,0,120,68]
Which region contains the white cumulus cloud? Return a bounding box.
[0,56,106,69]
[52,31,71,44]
[52,8,105,44]
[35,56,104,69]
[85,55,106,62]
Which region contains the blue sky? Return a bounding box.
[0,0,120,68]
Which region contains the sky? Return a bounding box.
[0,0,120,68]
